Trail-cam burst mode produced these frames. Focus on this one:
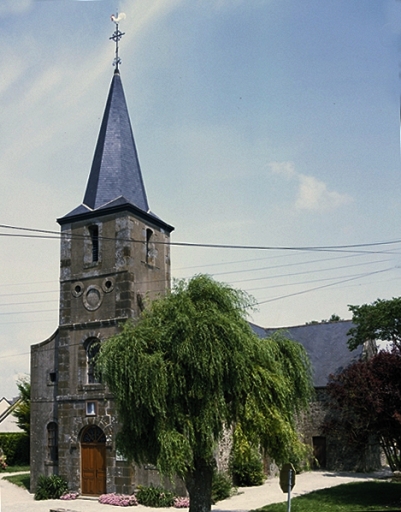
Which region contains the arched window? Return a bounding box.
[81,425,106,444]
[85,338,101,384]
[47,422,58,462]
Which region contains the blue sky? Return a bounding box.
[1,0,401,397]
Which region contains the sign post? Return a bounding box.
[279,463,296,512]
[287,468,292,512]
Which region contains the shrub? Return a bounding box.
[136,484,175,507]
[211,471,233,504]
[34,475,68,500]
[0,433,29,465]
[229,426,265,487]
[99,493,138,506]
[230,450,265,487]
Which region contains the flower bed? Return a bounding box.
[95,491,189,508]
[60,491,79,500]
[99,493,138,507]
[173,497,190,508]
[0,453,7,471]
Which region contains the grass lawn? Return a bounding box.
[254,481,401,511]
[3,472,30,491]
[3,465,30,473]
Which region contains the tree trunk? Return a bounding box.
[185,458,214,512]
[380,436,401,472]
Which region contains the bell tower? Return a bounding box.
[57,67,173,333]
[54,66,173,492]
[31,16,174,495]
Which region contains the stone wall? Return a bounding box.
[30,330,60,490]
[298,387,382,472]
[31,208,175,495]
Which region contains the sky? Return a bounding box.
[1,0,401,397]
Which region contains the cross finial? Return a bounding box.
[110,12,126,70]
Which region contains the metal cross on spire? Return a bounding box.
[110,12,126,70]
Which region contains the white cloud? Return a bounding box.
[296,174,352,211]
[0,0,32,16]
[270,161,297,179]
[269,161,352,212]
[121,0,184,38]
[0,61,26,97]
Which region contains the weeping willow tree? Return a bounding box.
[97,275,313,512]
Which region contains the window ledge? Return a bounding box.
[44,460,59,467]
[79,383,104,391]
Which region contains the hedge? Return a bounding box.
[0,433,30,465]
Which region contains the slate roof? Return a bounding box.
[250,320,363,388]
[58,70,173,233]
[82,69,148,212]
[0,397,23,433]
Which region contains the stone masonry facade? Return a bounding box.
[30,208,180,494]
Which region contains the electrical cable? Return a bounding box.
[1,223,401,253]
[257,267,394,304]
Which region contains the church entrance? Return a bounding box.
[81,425,107,495]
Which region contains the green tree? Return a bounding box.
[327,314,342,322]
[12,379,30,436]
[97,275,313,512]
[306,314,342,325]
[347,297,401,350]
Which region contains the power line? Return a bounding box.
[203,253,368,276]
[0,262,397,315]
[1,223,401,254]
[0,299,57,307]
[256,267,394,305]
[247,269,397,292]
[0,258,393,309]
[0,308,57,316]
[0,289,58,298]
[0,254,389,302]
[212,257,391,279]
[0,351,31,360]
[0,268,397,361]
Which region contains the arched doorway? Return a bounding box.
[81,425,106,495]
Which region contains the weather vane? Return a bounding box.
[110,12,126,70]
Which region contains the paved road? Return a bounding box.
[0,469,389,512]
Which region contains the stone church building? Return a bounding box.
[30,67,175,494]
[30,45,381,497]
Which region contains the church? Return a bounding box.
[30,20,381,497]
[30,23,176,493]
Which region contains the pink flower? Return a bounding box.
[174,497,190,508]
[98,493,138,506]
[60,491,79,500]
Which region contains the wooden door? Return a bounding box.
[81,426,106,495]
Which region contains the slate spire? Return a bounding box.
[83,69,149,213]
